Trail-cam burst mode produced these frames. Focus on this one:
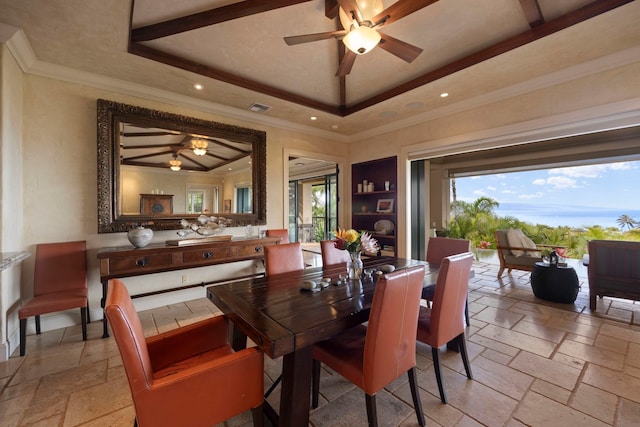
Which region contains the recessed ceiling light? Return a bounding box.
[331,124,339,130]
[194,83,203,90]
[310,116,317,121]
[440,92,449,98]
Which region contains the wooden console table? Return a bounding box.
[97,236,279,337]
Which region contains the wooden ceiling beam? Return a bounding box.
[128,42,342,116]
[131,0,314,42]
[129,0,633,117]
[345,0,634,115]
[325,0,340,19]
[519,0,545,28]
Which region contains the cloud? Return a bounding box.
[547,176,577,188]
[502,189,516,194]
[473,189,487,196]
[549,162,634,178]
[487,186,496,191]
[532,178,546,185]
[519,192,544,199]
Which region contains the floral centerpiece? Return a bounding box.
[334,228,380,279]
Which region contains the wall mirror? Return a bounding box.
[97,99,266,233]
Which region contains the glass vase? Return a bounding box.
[346,251,363,280]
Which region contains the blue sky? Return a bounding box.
[453,160,640,228]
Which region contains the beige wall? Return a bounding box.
[2,73,347,358]
[0,40,25,359]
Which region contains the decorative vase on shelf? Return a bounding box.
[347,251,363,280]
[127,226,153,248]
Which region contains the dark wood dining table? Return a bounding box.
[206,256,435,427]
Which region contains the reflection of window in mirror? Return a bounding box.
[236,186,252,213]
[186,185,220,214]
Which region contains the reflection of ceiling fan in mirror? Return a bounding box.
[119,124,252,173]
[284,0,433,76]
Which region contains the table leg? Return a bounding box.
[101,279,109,338]
[279,345,313,427]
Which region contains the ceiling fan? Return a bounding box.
[284,0,436,76]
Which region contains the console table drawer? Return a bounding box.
[183,247,232,264]
[233,244,267,257]
[107,253,176,275]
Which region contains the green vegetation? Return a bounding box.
[446,197,640,259]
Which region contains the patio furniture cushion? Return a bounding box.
[506,228,538,257]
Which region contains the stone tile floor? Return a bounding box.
[1,260,640,426]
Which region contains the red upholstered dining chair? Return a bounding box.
[320,239,350,266]
[417,252,474,404]
[421,237,471,326]
[265,228,290,243]
[105,279,264,427]
[312,265,427,427]
[18,240,89,357]
[264,242,305,276]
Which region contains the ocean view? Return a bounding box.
[494,203,640,229]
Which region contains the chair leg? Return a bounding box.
[432,347,447,404]
[35,315,41,334]
[251,403,265,427]
[312,359,321,408]
[407,367,425,427]
[464,298,470,326]
[87,302,91,323]
[365,393,378,427]
[81,307,88,341]
[20,318,27,357]
[457,334,473,380]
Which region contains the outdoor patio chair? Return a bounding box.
[494,229,561,278]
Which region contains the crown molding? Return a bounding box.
[353,45,640,142]
[3,22,639,146]
[1,24,348,144]
[0,24,36,71]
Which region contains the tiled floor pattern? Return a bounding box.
[2,260,640,426]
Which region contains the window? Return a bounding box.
[236,186,252,213]
[186,185,219,214]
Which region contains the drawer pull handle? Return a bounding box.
[203,251,213,259]
[136,258,149,267]
[254,246,262,253]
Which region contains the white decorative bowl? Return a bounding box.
[127,226,153,248]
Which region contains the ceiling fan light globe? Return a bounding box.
[169,159,182,171]
[191,138,208,156]
[343,26,381,55]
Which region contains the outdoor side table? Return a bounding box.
[530,262,580,303]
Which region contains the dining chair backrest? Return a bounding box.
[363,265,425,393]
[105,279,154,391]
[33,240,87,296]
[266,228,290,243]
[429,252,474,347]
[106,279,265,426]
[264,242,305,276]
[426,237,470,265]
[320,240,351,266]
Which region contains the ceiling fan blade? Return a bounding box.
[336,49,357,76]
[373,0,440,27]
[284,30,346,45]
[337,0,363,22]
[378,32,423,63]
